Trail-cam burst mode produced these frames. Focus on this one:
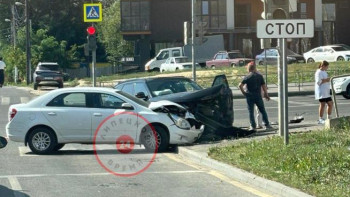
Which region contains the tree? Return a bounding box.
[97,1,133,62]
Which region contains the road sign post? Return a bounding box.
[84,3,102,87]
[257,19,314,145]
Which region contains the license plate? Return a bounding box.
[44,77,53,80]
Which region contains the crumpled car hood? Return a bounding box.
[149,84,234,129]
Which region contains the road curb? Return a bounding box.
[177,146,313,197]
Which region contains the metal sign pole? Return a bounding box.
[191,0,196,82]
[282,38,289,145]
[92,49,96,87]
[278,39,284,137]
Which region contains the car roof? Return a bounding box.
[116,76,189,85]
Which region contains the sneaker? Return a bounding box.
[317,118,325,124]
[264,125,274,131]
[256,125,263,129]
[248,126,257,131]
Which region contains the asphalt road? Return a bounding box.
[0,86,273,197]
[233,94,350,129]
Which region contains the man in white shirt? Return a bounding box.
[315,60,333,124]
[0,57,6,88]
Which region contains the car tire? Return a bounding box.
[259,61,264,65]
[337,56,345,61]
[153,68,160,72]
[231,63,236,67]
[211,65,216,69]
[34,83,38,90]
[142,125,169,153]
[53,143,65,151]
[28,127,57,154]
[58,83,63,89]
[307,58,315,63]
[342,85,350,99]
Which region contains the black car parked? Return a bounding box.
[33,62,64,90]
[114,75,234,130]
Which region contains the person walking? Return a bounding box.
[239,62,272,131]
[0,57,6,88]
[315,60,333,124]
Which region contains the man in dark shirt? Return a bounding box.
[239,62,272,131]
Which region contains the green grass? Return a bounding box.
[208,120,350,197]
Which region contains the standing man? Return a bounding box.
[0,57,6,88]
[315,60,333,124]
[239,62,272,131]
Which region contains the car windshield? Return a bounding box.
[332,46,347,51]
[175,57,190,63]
[228,53,243,59]
[146,78,202,97]
[39,64,59,71]
[117,91,150,107]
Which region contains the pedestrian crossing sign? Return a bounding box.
[84,3,102,22]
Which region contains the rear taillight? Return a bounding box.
[9,108,17,121]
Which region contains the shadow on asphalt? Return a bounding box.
[195,126,259,144]
[0,185,30,197]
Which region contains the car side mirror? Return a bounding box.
[135,92,148,100]
[121,103,134,110]
[0,137,8,149]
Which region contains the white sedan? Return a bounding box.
[332,76,350,99]
[160,56,199,73]
[303,45,350,63]
[6,87,204,154]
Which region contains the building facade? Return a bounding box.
[120,0,350,70]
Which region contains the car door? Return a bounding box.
[43,92,92,142]
[89,93,137,143]
[221,53,230,67]
[324,47,336,61]
[312,47,324,62]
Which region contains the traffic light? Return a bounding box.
[262,0,289,19]
[87,26,97,51]
[270,0,289,19]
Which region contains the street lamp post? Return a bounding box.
[25,0,31,85]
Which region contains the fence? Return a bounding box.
[65,64,140,79]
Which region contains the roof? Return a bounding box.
[116,76,189,85]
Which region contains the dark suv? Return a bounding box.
[33,62,63,90]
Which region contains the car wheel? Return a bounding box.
[342,85,350,99]
[211,65,216,69]
[142,125,169,153]
[161,69,165,73]
[259,61,264,65]
[28,127,57,154]
[53,143,65,151]
[231,63,236,67]
[58,83,63,89]
[307,58,315,63]
[337,56,345,61]
[34,83,38,90]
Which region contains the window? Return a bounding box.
[215,54,223,60]
[121,83,134,96]
[158,51,169,60]
[315,48,323,53]
[300,3,307,19]
[121,0,150,31]
[47,93,86,107]
[235,4,251,28]
[197,0,226,29]
[100,94,125,108]
[172,50,181,57]
[323,3,336,21]
[134,83,149,98]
